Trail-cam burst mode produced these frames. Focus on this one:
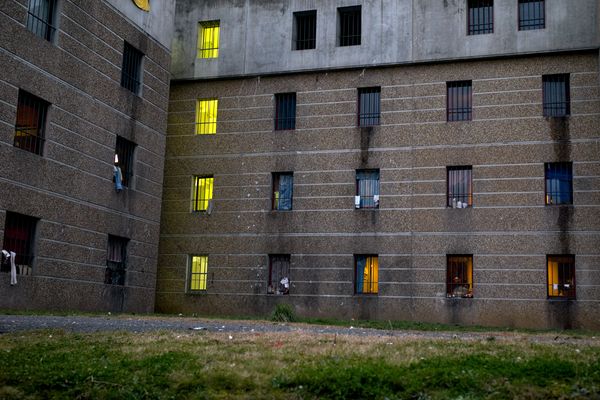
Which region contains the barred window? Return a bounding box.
[198,21,220,59]
[196,99,218,134]
[121,43,144,95]
[272,172,293,211]
[268,254,290,295]
[447,166,473,208]
[1,212,38,274]
[14,90,48,156]
[543,74,570,117]
[356,255,378,294]
[447,81,472,121]
[468,0,493,35]
[274,93,296,130]
[358,87,380,127]
[356,169,380,209]
[293,10,317,50]
[338,6,361,47]
[447,255,473,298]
[545,162,572,205]
[519,0,545,30]
[192,176,214,212]
[26,0,58,42]
[115,136,136,187]
[547,255,575,299]
[189,255,208,291]
[105,235,128,286]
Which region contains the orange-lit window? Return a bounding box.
[447,255,473,298]
[547,255,575,299]
[356,255,378,294]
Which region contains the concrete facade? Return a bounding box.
[0,0,174,312]
[158,0,600,329]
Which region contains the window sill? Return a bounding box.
[547,297,576,301]
[354,293,378,297]
[186,290,208,295]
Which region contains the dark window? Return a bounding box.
[519,0,545,30]
[268,254,290,295]
[447,166,473,208]
[274,93,296,130]
[543,74,570,117]
[447,255,473,298]
[338,6,361,46]
[355,255,378,294]
[121,42,144,94]
[14,90,48,155]
[293,10,317,50]
[105,235,128,285]
[547,255,575,299]
[356,169,380,209]
[1,212,37,275]
[447,81,472,122]
[115,136,136,187]
[545,162,572,205]
[358,87,380,126]
[468,0,493,35]
[272,173,293,211]
[26,0,58,41]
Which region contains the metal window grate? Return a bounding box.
[294,10,317,50]
[192,176,214,212]
[339,6,361,46]
[198,21,220,58]
[447,81,472,121]
[195,99,218,134]
[358,87,380,126]
[356,169,380,209]
[274,93,296,130]
[545,162,572,205]
[268,254,290,295]
[519,0,544,30]
[447,255,473,298]
[115,136,136,187]
[1,212,38,274]
[355,255,378,294]
[468,0,493,35]
[447,166,473,208]
[26,0,57,41]
[547,255,575,299]
[272,172,293,211]
[105,235,128,285]
[121,42,144,94]
[190,255,208,291]
[14,90,48,156]
[543,74,570,117]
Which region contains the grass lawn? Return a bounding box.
[0,329,599,399]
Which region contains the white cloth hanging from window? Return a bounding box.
[9,251,17,285]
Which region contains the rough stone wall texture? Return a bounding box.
[157,51,600,329]
[0,0,170,313]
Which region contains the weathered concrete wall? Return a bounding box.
[0,0,170,313]
[157,51,600,329]
[172,0,599,79]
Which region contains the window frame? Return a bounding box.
[447,81,473,122]
[192,176,214,213]
[447,166,473,208]
[542,74,570,117]
[120,42,144,95]
[268,254,291,295]
[356,169,380,209]
[195,98,218,135]
[198,20,220,59]
[446,255,474,298]
[355,254,379,295]
[547,255,575,299]
[338,5,361,47]
[518,0,545,31]
[274,93,297,131]
[293,10,317,50]
[26,0,58,42]
[115,136,136,187]
[188,255,209,292]
[272,172,294,211]
[1,212,38,274]
[14,90,49,156]
[467,0,494,35]
[357,87,381,127]
[105,235,128,286]
[544,162,573,205]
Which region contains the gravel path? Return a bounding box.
[0,314,598,345]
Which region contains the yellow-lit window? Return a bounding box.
[198,21,220,58]
[547,255,575,298]
[356,255,378,294]
[447,255,473,298]
[190,255,208,291]
[196,99,218,134]
[192,176,213,212]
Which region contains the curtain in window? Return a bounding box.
[356,256,378,294]
[357,170,379,208]
[133,0,150,11]
[278,174,293,211]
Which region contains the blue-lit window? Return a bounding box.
[545,162,572,205]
